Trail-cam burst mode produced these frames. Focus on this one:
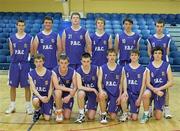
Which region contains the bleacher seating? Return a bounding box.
[0,12,180,71]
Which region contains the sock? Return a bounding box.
[10,101,15,107]
[144,111,149,115]
[25,101,31,107]
[101,112,107,115]
[79,109,84,115]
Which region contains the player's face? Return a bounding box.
[34,59,44,69]
[44,20,53,30]
[153,50,163,61]
[59,59,69,71]
[130,53,139,62]
[107,52,116,63]
[71,15,80,25]
[156,23,164,34]
[96,20,105,30]
[124,21,132,32]
[16,22,25,32]
[81,57,91,68]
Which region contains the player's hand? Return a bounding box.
[156,90,164,97]
[92,88,98,96]
[122,91,128,101]
[40,96,49,103]
[116,96,121,105]
[63,95,71,103]
[135,98,141,107]
[69,89,75,97]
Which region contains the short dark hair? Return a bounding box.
[81,52,91,59]
[34,54,45,62]
[155,19,165,26]
[95,17,105,25]
[58,54,69,62]
[71,12,81,19]
[123,18,133,25]
[107,48,117,56]
[16,19,25,25]
[43,16,53,23]
[130,49,140,56]
[152,46,164,55]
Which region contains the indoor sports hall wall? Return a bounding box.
[0,0,180,14]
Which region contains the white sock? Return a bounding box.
[79,109,84,114]
[10,101,15,107]
[25,101,31,107]
[101,112,107,115]
[144,111,149,115]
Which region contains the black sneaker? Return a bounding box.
[75,113,85,124]
[33,110,41,122]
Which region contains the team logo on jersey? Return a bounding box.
[133,40,136,45]
[162,71,165,76]
[33,80,36,85]
[126,73,129,78]
[13,43,16,48]
[45,80,48,85]
[122,39,126,44]
[92,76,96,81]
[24,43,27,48]
[151,72,154,77]
[93,41,96,45]
[40,39,44,43]
[80,35,83,40]
[152,42,155,47]
[66,80,70,84]
[103,41,107,45]
[138,74,141,78]
[51,39,55,43]
[116,75,119,80]
[68,34,72,39]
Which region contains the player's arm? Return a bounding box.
[166,38,171,56]
[138,69,147,100]
[52,71,73,92]
[114,34,119,55]
[98,67,103,93]
[137,37,141,50]
[47,75,54,101]
[30,37,34,56]
[147,40,151,58]
[70,70,78,97]
[32,35,39,55]
[122,68,127,94]
[108,35,113,49]
[57,34,62,56]
[28,74,42,99]
[85,31,92,55]
[146,68,156,92]
[76,72,95,92]
[9,38,13,56]
[159,65,173,90]
[61,30,66,54]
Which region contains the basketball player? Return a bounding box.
[29,54,54,122]
[75,53,98,123]
[147,20,172,119]
[53,54,77,122]
[120,49,146,122]
[5,19,33,114]
[33,16,62,70]
[90,17,112,66]
[62,12,92,70]
[98,48,123,124]
[114,18,141,66]
[140,46,173,123]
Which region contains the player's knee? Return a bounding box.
[110,113,116,120]
[77,90,85,99]
[98,92,106,100]
[142,92,150,100]
[32,98,40,107]
[44,115,50,121]
[155,111,162,120]
[131,114,138,121]
[64,114,70,120]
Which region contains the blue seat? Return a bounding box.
[140,50,148,57]
[0,44,3,49]
[170,51,180,58]
[0,49,10,56]
[3,28,12,33]
[173,58,180,65]
[169,57,173,65]
[86,13,95,20]
[0,55,7,63]
[139,57,150,65]
[0,38,7,43]
[114,29,122,34]
[3,44,9,49]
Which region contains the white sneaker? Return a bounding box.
[164,106,172,119]
[149,106,153,118]
[56,110,64,123]
[100,114,108,124]
[119,113,128,122]
[25,104,33,115]
[5,105,15,114]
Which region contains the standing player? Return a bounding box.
[29,54,54,121]
[98,49,123,124]
[140,46,173,123]
[5,19,33,114]
[147,20,172,118]
[53,54,77,122]
[114,18,141,66]
[62,12,92,70]
[120,49,146,122]
[33,16,62,70]
[91,17,112,66]
[75,53,98,123]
